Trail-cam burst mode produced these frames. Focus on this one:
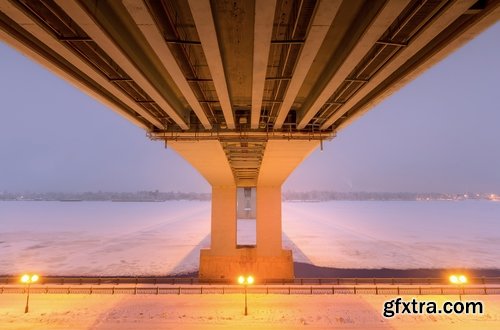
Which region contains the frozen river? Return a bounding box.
[1,200,499,275]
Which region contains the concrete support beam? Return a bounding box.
[123,0,212,129]
[336,3,500,132]
[319,0,477,130]
[256,185,282,256]
[168,140,234,186]
[258,140,320,185]
[188,0,235,129]
[211,186,237,254]
[55,0,190,129]
[251,0,276,129]
[273,0,342,129]
[297,0,410,129]
[0,1,162,130]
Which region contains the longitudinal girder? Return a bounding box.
[1,0,498,186]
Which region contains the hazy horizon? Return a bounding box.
[1,23,499,194]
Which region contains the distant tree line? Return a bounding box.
[0,190,210,201]
[281,190,493,201]
[0,190,496,202]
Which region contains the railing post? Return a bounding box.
[418,287,421,295]
[397,286,400,295]
[375,286,378,295]
[156,287,159,295]
[353,286,356,294]
[112,286,115,295]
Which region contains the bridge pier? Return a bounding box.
[199,184,293,281]
[169,139,319,282]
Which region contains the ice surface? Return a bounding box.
[1,200,499,275]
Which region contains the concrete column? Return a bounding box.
[210,185,237,254]
[256,185,282,256]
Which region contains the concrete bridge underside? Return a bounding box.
[1,0,498,280]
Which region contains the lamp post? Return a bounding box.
[449,274,467,301]
[21,274,39,313]
[238,275,254,316]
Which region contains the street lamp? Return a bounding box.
[449,274,467,301]
[238,275,254,316]
[20,273,39,313]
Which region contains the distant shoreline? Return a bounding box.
[1,190,498,202]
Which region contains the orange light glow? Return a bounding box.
[449,274,467,284]
[20,274,30,283]
[20,273,39,284]
[238,275,255,285]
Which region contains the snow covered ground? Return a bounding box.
[1,200,499,275]
[0,293,499,329]
[283,200,500,269]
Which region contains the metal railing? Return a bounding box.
[1,276,500,286]
[1,285,500,295]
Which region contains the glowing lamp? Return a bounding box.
[449,273,467,301]
[237,275,255,315]
[20,274,39,284]
[20,273,40,313]
[449,274,467,284]
[21,274,30,283]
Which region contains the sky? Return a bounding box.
[0,23,499,194]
